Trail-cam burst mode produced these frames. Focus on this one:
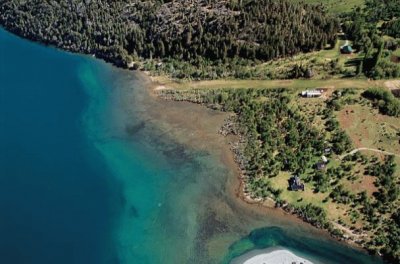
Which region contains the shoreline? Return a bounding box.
[144,74,375,255]
[231,247,314,264]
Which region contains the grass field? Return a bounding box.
[337,100,400,154]
[292,0,364,14]
[251,39,359,79]
[269,161,374,227]
[154,76,387,92]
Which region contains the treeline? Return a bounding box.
[362,88,400,117]
[366,156,399,207]
[363,0,400,23]
[0,0,339,79]
[383,19,400,39]
[286,203,329,229]
[342,0,400,79]
[365,156,400,263]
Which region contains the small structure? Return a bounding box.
[289,175,305,191]
[316,156,329,171]
[324,148,331,154]
[305,68,314,79]
[301,90,322,98]
[316,162,326,170]
[341,45,353,54]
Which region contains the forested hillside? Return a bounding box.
[0,0,339,78]
[342,0,400,79]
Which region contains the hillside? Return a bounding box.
[0,0,339,79]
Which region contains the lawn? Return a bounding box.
[269,171,360,226]
[269,172,328,208]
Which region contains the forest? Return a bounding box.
[0,0,339,79]
[342,0,400,79]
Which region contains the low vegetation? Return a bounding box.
[362,88,400,116]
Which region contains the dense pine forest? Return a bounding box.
[0,0,339,79]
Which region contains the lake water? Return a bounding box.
[0,28,382,264]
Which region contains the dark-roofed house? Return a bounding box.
[316,156,329,171]
[289,175,305,191]
[316,161,327,171]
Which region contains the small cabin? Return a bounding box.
[324,148,331,154]
[341,45,353,54]
[289,175,305,191]
[316,162,327,170]
[301,90,322,98]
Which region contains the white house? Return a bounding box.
[301,90,322,98]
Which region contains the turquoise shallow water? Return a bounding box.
[223,227,383,264]
[0,28,383,264]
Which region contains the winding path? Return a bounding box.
[340,148,400,160]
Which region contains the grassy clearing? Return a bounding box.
[337,100,400,154]
[291,0,364,14]
[270,172,328,207]
[269,163,369,226]
[251,39,361,80]
[155,76,387,92]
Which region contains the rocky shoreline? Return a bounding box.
[156,88,373,254]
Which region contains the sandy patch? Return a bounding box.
[384,80,400,90]
[231,248,313,264]
[154,85,167,91]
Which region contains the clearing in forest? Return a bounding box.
[337,102,400,154]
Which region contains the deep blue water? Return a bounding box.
[0,27,218,264]
[0,28,118,263]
